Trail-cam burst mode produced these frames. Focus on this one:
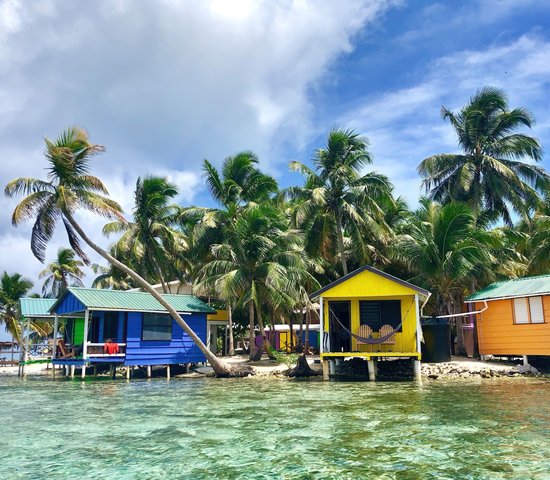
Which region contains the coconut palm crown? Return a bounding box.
[418,86,548,225]
[39,247,85,298]
[5,127,123,263]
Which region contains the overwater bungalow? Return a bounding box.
[309,265,430,380]
[466,274,550,362]
[45,287,216,378]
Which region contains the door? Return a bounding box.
[328,301,351,352]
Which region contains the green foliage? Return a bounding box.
[272,351,299,368]
[40,247,84,298]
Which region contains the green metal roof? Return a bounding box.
[466,274,550,302]
[19,298,56,318]
[51,287,216,314]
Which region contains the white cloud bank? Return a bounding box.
[0,0,395,287]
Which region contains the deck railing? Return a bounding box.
[85,342,127,357]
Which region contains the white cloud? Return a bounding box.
[0,0,395,284]
[342,33,550,205]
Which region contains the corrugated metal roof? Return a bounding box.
[466,274,550,302]
[51,288,216,314]
[19,298,56,318]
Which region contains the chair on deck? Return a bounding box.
[356,325,373,345]
[380,324,396,345]
[56,339,76,359]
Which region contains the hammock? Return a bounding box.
[328,298,415,345]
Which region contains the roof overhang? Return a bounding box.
[465,291,550,303]
[309,265,430,299]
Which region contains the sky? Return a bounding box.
[1,0,550,295]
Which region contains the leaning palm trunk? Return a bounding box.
[64,211,252,377]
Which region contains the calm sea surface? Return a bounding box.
[1,375,549,479]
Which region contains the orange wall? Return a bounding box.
[475,296,550,356]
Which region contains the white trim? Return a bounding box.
[86,354,126,358]
[465,292,550,303]
[86,342,127,347]
[82,309,90,360]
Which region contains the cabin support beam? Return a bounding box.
[166,365,171,380]
[523,355,529,366]
[367,359,376,381]
[82,309,90,361]
[147,365,152,378]
[81,363,86,379]
[126,367,131,380]
[413,359,421,381]
[322,359,329,381]
[52,314,59,378]
[70,365,75,378]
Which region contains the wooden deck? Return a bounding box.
[321,351,421,360]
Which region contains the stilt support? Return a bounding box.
[93,365,98,377]
[322,360,329,381]
[166,365,171,380]
[367,360,376,381]
[523,355,529,366]
[109,364,115,379]
[413,359,421,381]
[81,364,86,379]
[147,365,152,378]
[126,367,131,380]
[70,365,75,378]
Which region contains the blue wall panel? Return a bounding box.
[124,312,207,366]
[54,292,85,315]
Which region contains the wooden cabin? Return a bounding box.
[49,287,215,378]
[309,265,430,380]
[465,274,550,360]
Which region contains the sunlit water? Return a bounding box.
[1,375,550,479]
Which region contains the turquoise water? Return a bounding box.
[1,376,550,479]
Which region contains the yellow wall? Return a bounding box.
[207,309,229,322]
[476,297,550,356]
[320,269,420,354]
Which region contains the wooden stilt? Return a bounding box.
[147,365,152,378]
[367,360,376,381]
[109,363,115,379]
[81,364,86,379]
[70,365,75,378]
[322,359,329,381]
[166,365,171,380]
[523,355,529,366]
[93,365,98,377]
[373,358,378,377]
[126,367,131,380]
[186,363,190,374]
[329,360,336,376]
[413,359,421,381]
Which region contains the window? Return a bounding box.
[513,297,545,324]
[359,300,402,331]
[142,313,172,341]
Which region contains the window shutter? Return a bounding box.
[529,297,544,324]
[513,298,529,324]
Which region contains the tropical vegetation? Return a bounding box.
[4,86,550,368]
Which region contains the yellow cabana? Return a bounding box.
[309,265,430,381]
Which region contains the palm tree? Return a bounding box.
[5,127,243,376]
[396,200,502,353]
[195,203,312,359]
[39,247,84,298]
[103,176,187,292]
[419,86,549,225]
[0,272,33,343]
[286,128,394,275]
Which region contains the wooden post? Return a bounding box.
[70,365,75,378]
[82,309,90,361]
[147,365,152,378]
[413,359,421,381]
[523,355,529,366]
[109,363,115,379]
[52,314,59,378]
[21,317,31,378]
[319,297,324,354]
[166,364,171,380]
[367,359,376,381]
[126,366,131,380]
[186,363,190,374]
[93,365,98,377]
[329,359,335,376]
[322,359,329,381]
[81,363,86,379]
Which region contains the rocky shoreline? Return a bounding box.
[421,361,541,380]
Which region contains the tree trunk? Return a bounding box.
[335,211,348,275]
[64,211,253,377]
[304,308,311,354]
[255,303,276,360]
[248,301,256,360]
[227,302,234,356]
[287,353,320,377]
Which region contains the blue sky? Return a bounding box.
[0,0,549,296]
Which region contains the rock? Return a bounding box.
[513,364,540,375]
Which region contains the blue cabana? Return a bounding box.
[49,287,215,378]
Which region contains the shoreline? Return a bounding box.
[2,355,546,381]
